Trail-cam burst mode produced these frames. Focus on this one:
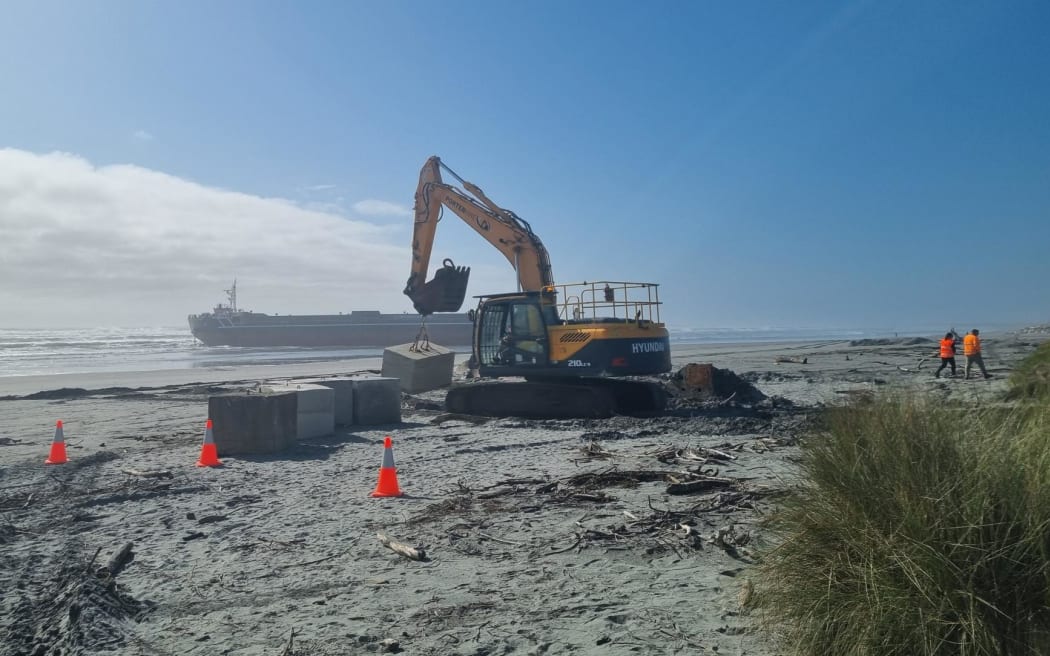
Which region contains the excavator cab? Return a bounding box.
[405,258,471,315]
[474,293,559,372]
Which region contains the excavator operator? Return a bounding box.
[498,303,546,365]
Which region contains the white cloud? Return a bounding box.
[352,199,412,218]
[0,149,420,327]
[132,130,154,141]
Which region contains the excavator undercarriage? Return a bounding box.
[445,377,669,419]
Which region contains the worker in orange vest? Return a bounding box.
[935,331,958,378]
[963,328,991,379]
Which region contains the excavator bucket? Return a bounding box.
[410,259,471,315]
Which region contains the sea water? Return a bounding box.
[0,325,938,378]
[0,327,387,377]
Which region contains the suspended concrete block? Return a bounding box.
[381,342,456,394]
[261,383,335,439]
[350,376,402,425]
[208,391,298,456]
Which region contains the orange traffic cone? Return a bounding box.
[44,420,68,465]
[195,419,223,467]
[370,436,403,497]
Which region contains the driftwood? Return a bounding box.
[105,541,135,577]
[377,532,428,561]
[702,447,737,461]
[774,356,808,364]
[666,477,734,496]
[430,413,491,426]
[84,546,103,575]
[280,628,297,656]
[120,468,174,479]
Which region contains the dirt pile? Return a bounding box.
[848,337,932,347]
[668,364,767,405]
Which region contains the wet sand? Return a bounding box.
[0,334,1042,655]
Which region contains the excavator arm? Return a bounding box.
[404,156,554,315]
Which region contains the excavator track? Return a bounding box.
[445,378,667,420]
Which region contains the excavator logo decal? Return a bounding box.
[443,197,490,231]
[631,341,667,354]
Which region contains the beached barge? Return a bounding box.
[187,282,472,348]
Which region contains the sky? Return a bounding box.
[1,0,1048,332]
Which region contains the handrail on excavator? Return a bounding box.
[553,280,662,324]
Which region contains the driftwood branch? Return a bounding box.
[280,628,296,656]
[548,535,583,555]
[106,541,135,577]
[666,477,734,496]
[702,447,736,461]
[377,532,428,561]
[430,413,491,425]
[84,546,103,576]
[120,468,174,479]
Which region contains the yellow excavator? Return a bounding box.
[404,156,671,418]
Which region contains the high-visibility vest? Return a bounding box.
[940,338,955,358]
[964,334,981,356]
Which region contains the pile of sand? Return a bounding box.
[848,337,933,347]
[668,364,767,405]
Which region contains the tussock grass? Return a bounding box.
[1008,341,1050,401]
[753,397,1050,655]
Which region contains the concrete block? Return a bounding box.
[382,342,456,393]
[675,363,715,397]
[261,383,335,439]
[208,391,298,456]
[297,377,355,426]
[350,376,402,425]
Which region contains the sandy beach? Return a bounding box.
[0,334,1043,655]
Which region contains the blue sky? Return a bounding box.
[1,1,1048,331]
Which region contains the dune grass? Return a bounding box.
[753,396,1050,655]
[1007,340,1050,401]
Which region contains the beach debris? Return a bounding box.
[280,628,297,656]
[377,532,428,561]
[674,363,716,396]
[849,337,933,346]
[668,364,768,405]
[44,420,68,465]
[711,523,751,557]
[195,419,222,468]
[120,468,173,479]
[666,476,734,496]
[429,412,491,425]
[579,441,614,460]
[774,356,808,364]
[370,436,403,498]
[3,545,155,656]
[103,542,135,578]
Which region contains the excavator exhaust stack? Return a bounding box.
[408,259,471,315]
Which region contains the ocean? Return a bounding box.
[0,325,930,378]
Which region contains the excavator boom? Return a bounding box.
[404,156,553,315]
